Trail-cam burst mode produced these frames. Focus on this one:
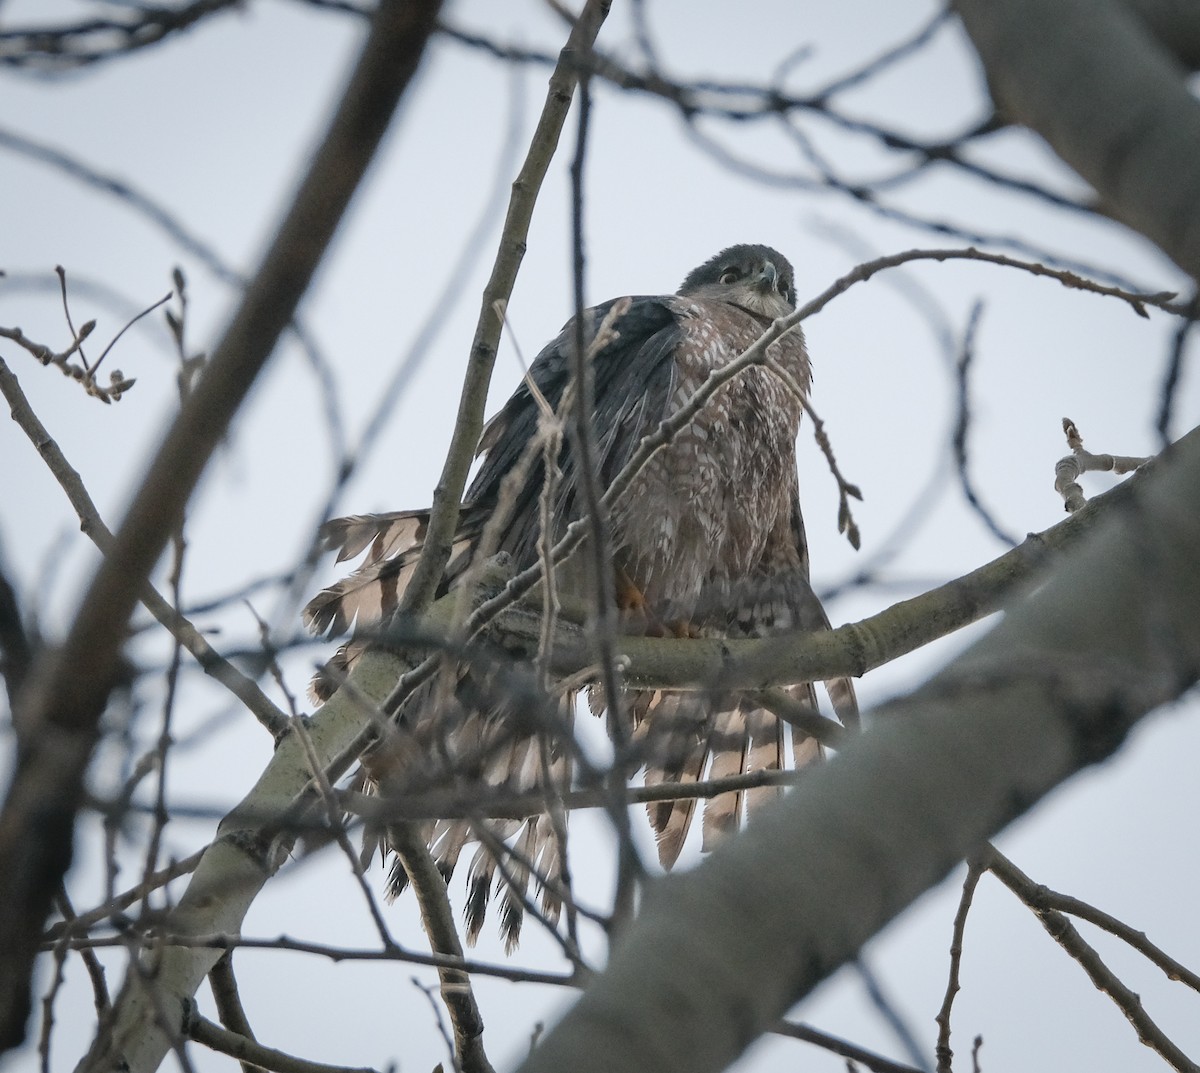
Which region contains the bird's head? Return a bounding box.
[677,244,796,317]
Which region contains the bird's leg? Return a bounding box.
[614,566,666,636]
[612,567,700,638]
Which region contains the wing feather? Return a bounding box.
[465,297,682,569]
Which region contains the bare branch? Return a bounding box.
[0,355,289,736]
[66,932,573,989]
[953,302,1018,545]
[1055,418,1150,514]
[935,858,986,1073]
[0,1,246,72]
[207,954,266,1073]
[986,848,1200,1073]
[773,1020,926,1073]
[186,1006,381,1073]
[43,851,203,944]
[986,847,1200,996]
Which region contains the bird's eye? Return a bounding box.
[719,268,740,284]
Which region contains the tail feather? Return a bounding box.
[701,706,748,849]
[368,685,575,949]
[464,844,497,946]
[794,681,829,768]
[638,693,709,869]
[310,505,580,948]
[498,820,539,952]
[630,670,850,868]
[531,814,564,924]
[743,702,784,815]
[308,502,860,949]
[428,818,470,881]
[826,674,859,730]
[323,510,430,565]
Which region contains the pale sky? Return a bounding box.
[2,2,1199,1072]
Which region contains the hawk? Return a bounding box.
[304,244,857,948]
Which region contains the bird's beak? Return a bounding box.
[755,262,778,292]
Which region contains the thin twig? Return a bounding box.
[141,530,187,903]
[1156,291,1200,447]
[935,858,986,1073]
[411,977,460,1073]
[208,953,267,1073]
[855,960,932,1072]
[67,932,573,988]
[986,848,1200,995]
[953,302,1018,545]
[43,851,204,943]
[773,1020,927,1073]
[565,71,643,938]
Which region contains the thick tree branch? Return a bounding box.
[72,562,504,1073]
[512,425,1200,1073]
[954,0,1200,280]
[480,452,1154,691]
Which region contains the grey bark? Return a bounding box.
[955,0,1200,279]
[514,423,1200,1073]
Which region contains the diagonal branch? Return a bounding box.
[986,847,1200,1073]
[398,0,611,615]
[985,847,1200,996]
[7,0,445,1064]
[185,1007,381,1073]
[477,448,1158,692]
[72,559,507,1073]
[511,422,1200,1073]
[0,356,289,736]
[388,824,496,1073]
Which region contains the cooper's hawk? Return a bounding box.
[304,244,857,947]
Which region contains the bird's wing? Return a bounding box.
[466,295,683,569]
[302,507,486,638]
[306,295,683,643]
[302,295,689,946]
